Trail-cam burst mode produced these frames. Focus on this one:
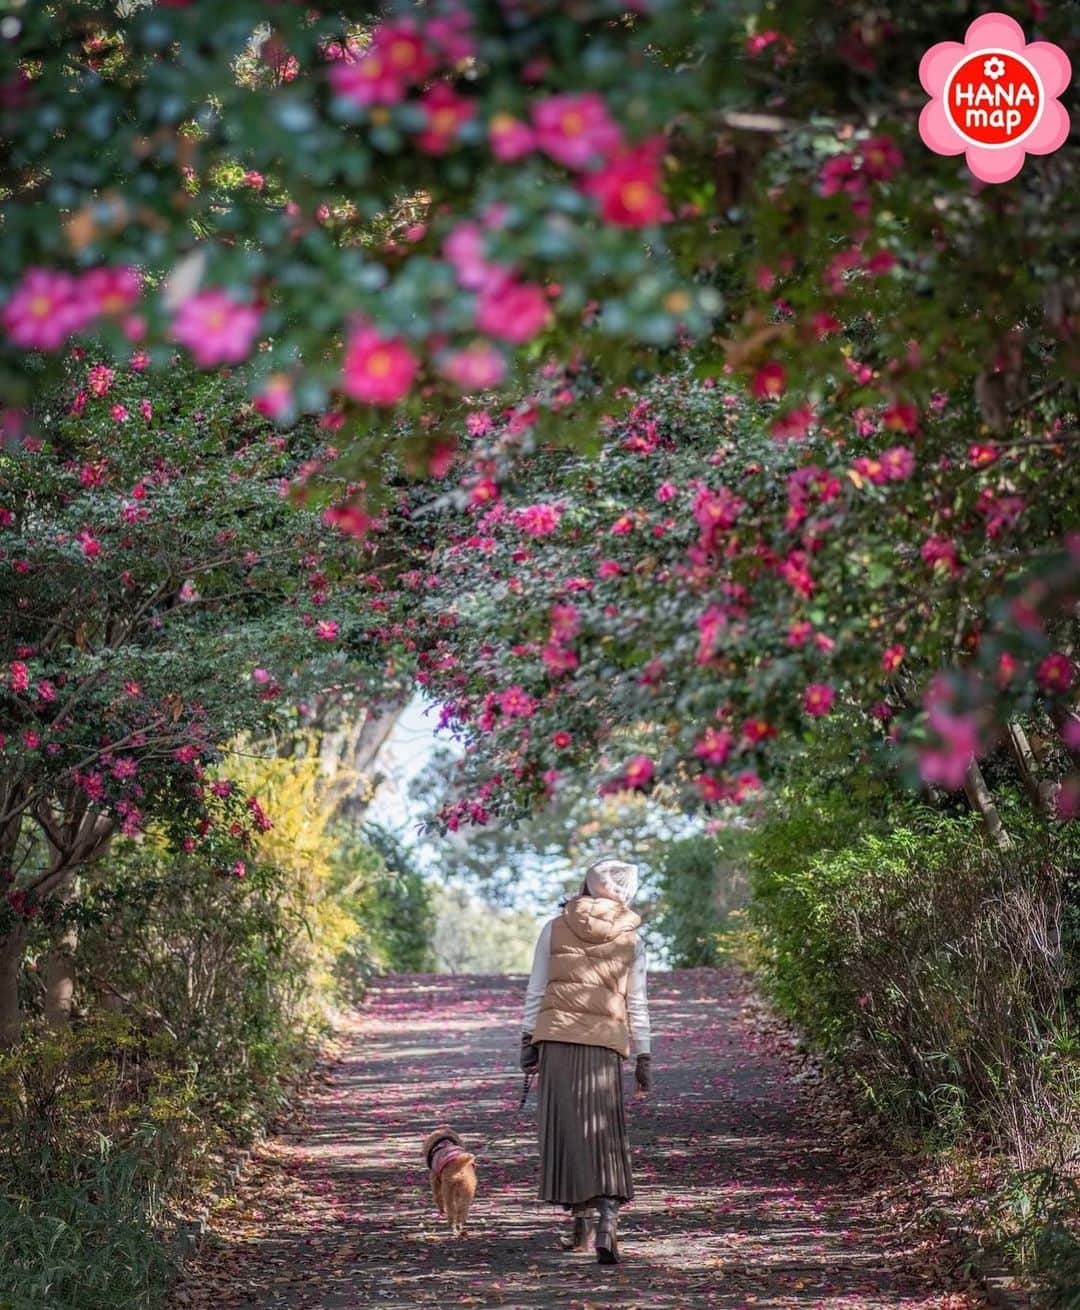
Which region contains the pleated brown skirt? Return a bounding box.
[537,1040,634,1207]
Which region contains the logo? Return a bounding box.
[919,13,1071,183]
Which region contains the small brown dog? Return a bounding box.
[422,1126,477,1236]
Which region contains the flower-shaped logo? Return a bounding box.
[919,13,1071,183]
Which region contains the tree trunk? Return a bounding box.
[0,923,27,1050]
[44,918,78,1028]
[963,759,1013,850]
[1007,720,1059,817]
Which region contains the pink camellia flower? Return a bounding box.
[695,726,733,767]
[1,267,90,349]
[656,482,678,503]
[87,364,115,397]
[474,279,551,343]
[327,46,407,106]
[920,705,981,790]
[597,560,622,579]
[440,340,507,390]
[881,644,905,674]
[139,399,153,421]
[769,405,814,441]
[37,679,57,703]
[76,528,101,558]
[919,13,1071,184]
[130,349,150,371]
[251,667,272,685]
[880,445,915,481]
[315,619,339,641]
[532,92,622,169]
[254,374,294,419]
[921,535,960,576]
[341,324,417,404]
[803,683,835,716]
[416,82,474,154]
[1036,652,1074,693]
[470,477,499,506]
[172,289,260,367]
[489,112,535,161]
[550,603,579,641]
[552,730,572,749]
[541,643,578,675]
[321,503,372,539]
[23,730,40,750]
[750,362,786,399]
[9,661,29,693]
[111,404,128,422]
[443,222,505,292]
[583,142,670,227]
[80,265,141,317]
[623,754,655,789]
[514,502,562,537]
[500,685,536,719]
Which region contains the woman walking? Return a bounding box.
[520,856,652,1264]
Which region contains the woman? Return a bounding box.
[520,856,652,1264]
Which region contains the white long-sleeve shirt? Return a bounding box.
[522,915,652,1057]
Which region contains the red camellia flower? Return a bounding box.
[341,324,417,404]
[803,683,835,716]
[582,142,669,228]
[552,730,572,749]
[416,82,474,154]
[1036,652,1074,693]
[694,726,733,766]
[750,362,786,399]
[373,22,434,84]
[881,644,905,674]
[623,754,655,789]
[769,405,813,441]
[882,402,918,434]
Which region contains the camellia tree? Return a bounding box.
[1,4,1076,824]
[0,354,395,1045]
[1,2,1075,497]
[355,365,1079,829]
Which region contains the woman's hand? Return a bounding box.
[634,1053,652,1097]
[520,1032,540,1072]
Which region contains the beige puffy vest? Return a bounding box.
[532,895,641,1058]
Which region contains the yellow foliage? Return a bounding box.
[220,738,360,1015]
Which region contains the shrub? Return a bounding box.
[654,832,750,968]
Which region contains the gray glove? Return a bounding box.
[520,1032,540,1072]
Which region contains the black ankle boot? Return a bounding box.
[558,1206,595,1252]
[595,1196,619,1264]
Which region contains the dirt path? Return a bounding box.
[173,970,982,1309]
